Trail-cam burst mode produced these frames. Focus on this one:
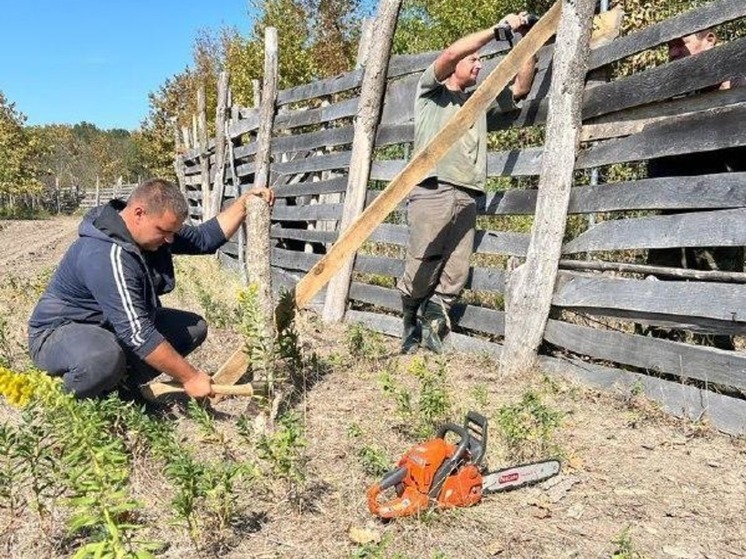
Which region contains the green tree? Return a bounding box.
[0,91,44,213]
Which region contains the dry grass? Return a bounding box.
[0,218,744,559]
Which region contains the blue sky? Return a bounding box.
[0,1,257,131]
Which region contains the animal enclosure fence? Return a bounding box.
[175,0,746,435]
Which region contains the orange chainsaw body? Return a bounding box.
[367,435,484,519]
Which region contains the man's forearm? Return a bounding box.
[434,28,494,81]
[215,188,274,240]
[512,55,537,100]
[144,340,201,384]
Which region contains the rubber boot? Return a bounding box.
[400,295,421,354]
[421,299,448,354]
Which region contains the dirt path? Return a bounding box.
[0,217,79,278]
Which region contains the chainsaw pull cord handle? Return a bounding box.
[367,467,407,517]
[428,423,470,498]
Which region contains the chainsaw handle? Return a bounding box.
[379,466,407,490]
[429,423,471,498]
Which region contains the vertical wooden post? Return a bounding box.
[171,117,187,197]
[501,0,596,374]
[55,176,61,214]
[211,71,231,217]
[95,176,101,207]
[197,86,210,223]
[245,27,278,340]
[321,0,402,323]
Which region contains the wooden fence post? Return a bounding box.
[95,176,101,207]
[501,0,597,374]
[211,71,230,218]
[321,0,402,323]
[171,117,188,197]
[245,27,278,340]
[197,86,211,223]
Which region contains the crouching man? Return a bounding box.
[27,178,273,399]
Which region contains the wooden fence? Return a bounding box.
[79,183,136,209]
[174,0,746,435]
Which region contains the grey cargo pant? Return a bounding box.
[28,308,208,399]
[397,181,479,310]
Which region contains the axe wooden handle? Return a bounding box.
[140,380,256,400]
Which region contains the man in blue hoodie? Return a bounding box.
[28,178,274,399]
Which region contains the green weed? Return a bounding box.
[256,411,307,484]
[495,390,563,462]
[346,322,387,360]
[611,526,645,559]
[357,445,390,477]
[380,356,452,439]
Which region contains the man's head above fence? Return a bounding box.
[668,29,717,61]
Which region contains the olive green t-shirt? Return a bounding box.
[414,63,516,192]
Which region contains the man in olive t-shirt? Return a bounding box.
[396,12,537,354]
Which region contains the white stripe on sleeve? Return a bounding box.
[110,244,145,346]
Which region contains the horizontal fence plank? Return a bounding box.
[578,104,746,168]
[564,172,746,214]
[271,152,352,176]
[275,98,359,130]
[270,226,337,244]
[273,176,348,198]
[277,69,363,105]
[553,275,746,326]
[272,202,343,221]
[544,319,746,391]
[539,354,746,436]
[564,208,746,254]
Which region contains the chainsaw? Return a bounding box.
[367,411,560,519]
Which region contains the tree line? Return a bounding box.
[0,0,709,218]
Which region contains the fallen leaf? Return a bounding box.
[566,503,584,519]
[348,526,381,546]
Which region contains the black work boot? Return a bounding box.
[421,299,449,354]
[400,295,421,354]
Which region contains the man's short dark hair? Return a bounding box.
[128,178,189,221]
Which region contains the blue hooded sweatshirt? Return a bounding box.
[28,200,227,359]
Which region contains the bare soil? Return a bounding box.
[0,217,744,559]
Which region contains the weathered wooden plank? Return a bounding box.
[273,176,348,198]
[584,37,746,120]
[564,208,746,254]
[227,109,260,138]
[376,123,414,146]
[272,126,355,156]
[568,172,746,214]
[277,69,363,106]
[589,0,746,70]
[559,258,746,283]
[271,247,321,271]
[271,152,352,176]
[271,203,344,222]
[553,275,746,325]
[274,98,359,131]
[580,104,746,168]
[544,319,746,390]
[270,227,338,244]
[475,230,530,257]
[354,255,404,277]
